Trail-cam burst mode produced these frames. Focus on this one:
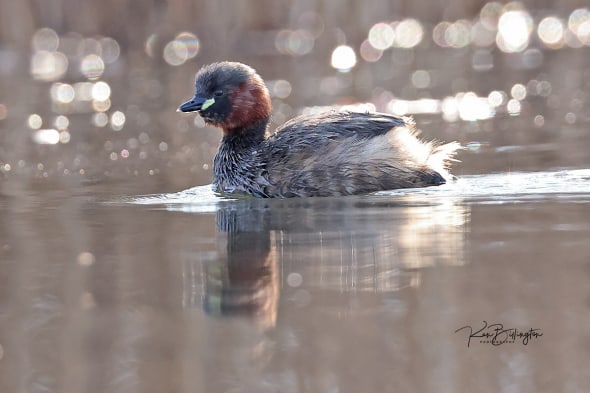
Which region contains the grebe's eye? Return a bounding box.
[214,90,224,97]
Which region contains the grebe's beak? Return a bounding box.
[177,95,208,113]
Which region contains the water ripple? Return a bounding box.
[378,168,590,203]
[123,169,590,210]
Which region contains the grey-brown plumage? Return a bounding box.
[179,62,460,198]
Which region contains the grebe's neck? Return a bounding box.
[221,118,269,148]
[214,118,270,196]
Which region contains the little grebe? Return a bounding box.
[178,62,460,198]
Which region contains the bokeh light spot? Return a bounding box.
[507,98,522,115]
[163,40,188,66]
[287,273,303,288]
[565,112,576,124]
[568,8,590,41]
[59,131,71,144]
[110,111,126,131]
[175,32,200,58]
[534,115,545,127]
[27,114,43,129]
[100,37,121,63]
[433,22,452,47]
[92,98,111,112]
[51,83,75,104]
[368,22,395,50]
[33,129,60,144]
[488,90,506,107]
[411,70,430,89]
[91,81,111,101]
[275,30,315,56]
[445,20,472,48]
[139,132,150,144]
[457,92,494,121]
[145,34,157,58]
[441,96,459,122]
[394,19,424,48]
[32,28,59,51]
[480,2,503,30]
[80,54,105,79]
[496,10,533,53]
[387,99,437,116]
[538,17,565,48]
[54,115,69,130]
[77,252,95,266]
[577,21,590,45]
[162,31,200,66]
[30,51,68,81]
[536,80,552,96]
[360,39,383,62]
[270,80,292,99]
[330,45,357,72]
[510,83,527,100]
[92,113,109,127]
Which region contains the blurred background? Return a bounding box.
[2,2,590,393]
[1,0,589,192]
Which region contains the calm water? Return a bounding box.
[2,1,590,392]
[1,169,590,393]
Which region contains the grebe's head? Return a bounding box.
[178,62,271,133]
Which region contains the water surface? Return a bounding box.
[1,169,590,392]
[2,1,590,391]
